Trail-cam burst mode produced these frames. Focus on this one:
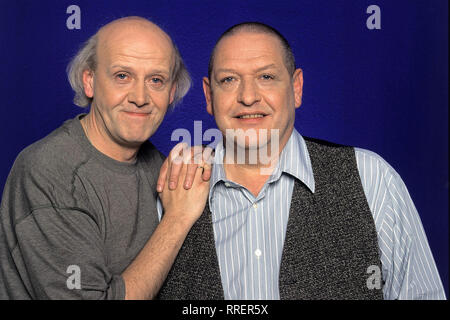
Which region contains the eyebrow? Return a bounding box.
[215,64,278,74]
[110,65,170,76]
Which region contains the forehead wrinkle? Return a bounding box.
[109,63,172,78]
[110,64,169,72]
[215,52,283,74]
[108,50,173,65]
[215,63,279,74]
[100,52,174,78]
[100,35,172,60]
[212,31,290,76]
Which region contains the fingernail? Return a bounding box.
[169,182,175,189]
[156,185,161,192]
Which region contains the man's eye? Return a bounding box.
[261,74,274,80]
[220,77,234,83]
[116,73,128,80]
[150,78,164,88]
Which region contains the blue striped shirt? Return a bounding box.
[158,129,446,300]
[208,129,445,300]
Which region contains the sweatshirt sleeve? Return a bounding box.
[0,146,125,300]
[10,206,125,300]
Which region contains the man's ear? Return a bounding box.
[82,69,94,98]
[169,83,177,106]
[203,77,213,115]
[292,68,303,109]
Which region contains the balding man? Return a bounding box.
[158,22,445,300]
[0,17,209,299]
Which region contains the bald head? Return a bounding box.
[67,16,191,109]
[98,16,166,35]
[97,17,173,52]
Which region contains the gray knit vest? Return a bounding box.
[158,137,383,300]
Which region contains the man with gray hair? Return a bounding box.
[0,16,209,299]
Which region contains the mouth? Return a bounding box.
[123,111,152,118]
[236,114,265,119]
[233,112,268,122]
[234,111,268,119]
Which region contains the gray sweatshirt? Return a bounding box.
[0,114,163,299]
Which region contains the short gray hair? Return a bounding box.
[66,34,98,107]
[208,22,296,79]
[66,27,191,109]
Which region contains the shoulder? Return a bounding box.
[354,147,408,203]
[302,136,355,162]
[13,121,89,179]
[301,136,357,172]
[2,120,91,213]
[354,147,402,184]
[354,147,417,235]
[303,136,351,150]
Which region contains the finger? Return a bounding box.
[201,163,212,181]
[168,153,184,190]
[156,158,169,193]
[192,145,204,162]
[187,144,211,187]
[179,158,189,188]
[183,162,199,189]
[166,142,187,188]
[192,167,211,198]
[169,142,188,160]
[192,164,206,186]
[201,146,214,181]
[181,145,202,188]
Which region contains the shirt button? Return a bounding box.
[255,249,262,257]
[224,182,231,187]
[252,203,258,209]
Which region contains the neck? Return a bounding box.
[222,136,289,197]
[80,112,139,163]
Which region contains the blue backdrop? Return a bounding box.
[0,0,448,297]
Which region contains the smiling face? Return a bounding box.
[203,31,303,153]
[83,19,176,149]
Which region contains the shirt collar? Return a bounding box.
[209,129,315,196]
[272,129,315,192]
[209,141,229,190]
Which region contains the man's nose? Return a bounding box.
[128,81,150,108]
[237,79,261,106]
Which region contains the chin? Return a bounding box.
[236,140,259,150]
[121,133,152,147]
